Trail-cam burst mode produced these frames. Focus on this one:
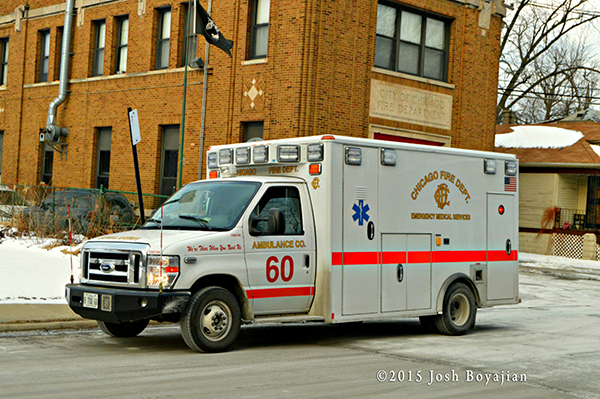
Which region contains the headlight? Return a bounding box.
[147,255,179,289]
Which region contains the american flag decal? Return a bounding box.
[504,177,517,192]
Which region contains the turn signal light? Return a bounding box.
[209,170,219,179]
[309,163,322,175]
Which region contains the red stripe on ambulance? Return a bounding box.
[332,250,518,265]
[247,286,315,299]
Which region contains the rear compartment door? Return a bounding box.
[487,193,518,301]
[342,146,379,315]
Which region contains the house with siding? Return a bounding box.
[495,110,600,259]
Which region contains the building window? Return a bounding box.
[41,144,53,185]
[156,8,172,70]
[160,125,179,197]
[39,30,50,82]
[92,20,106,77]
[0,38,8,85]
[115,16,129,74]
[249,0,270,59]
[181,4,197,67]
[96,127,111,189]
[244,121,264,142]
[375,2,450,81]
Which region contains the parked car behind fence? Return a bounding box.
[0,184,29,222]
[26,189,136,234]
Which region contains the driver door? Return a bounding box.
[243,183,316,315]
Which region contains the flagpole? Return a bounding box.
[197,0,211,180]
[178,0,194,190]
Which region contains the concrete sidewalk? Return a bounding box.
[0,304,96,332]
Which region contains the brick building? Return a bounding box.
[0,0,506,197]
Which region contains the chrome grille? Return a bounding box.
[81,242,148,288]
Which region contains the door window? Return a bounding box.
[251,186,303,235]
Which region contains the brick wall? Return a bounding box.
[0,0,503,196]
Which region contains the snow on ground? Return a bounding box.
[0,236,83,304]
[495,126,583,149]
[1,232,599,304]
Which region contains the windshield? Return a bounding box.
[142,181,261,231]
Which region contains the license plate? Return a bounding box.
[83,292,98,309]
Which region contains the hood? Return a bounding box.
[87,229,219,252]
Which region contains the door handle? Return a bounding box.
[397,264,404,282]
[304,255,310,268]
[506,239,512,255]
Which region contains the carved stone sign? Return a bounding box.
[370,80,452,130]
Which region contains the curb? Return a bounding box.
[0,319,98,332]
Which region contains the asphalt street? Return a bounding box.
[0,272,598,398]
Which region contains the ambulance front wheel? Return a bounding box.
[181,286,241,353]
[434,282,476,336]
[98,319,149,337]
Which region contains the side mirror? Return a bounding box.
[249,208,286,236]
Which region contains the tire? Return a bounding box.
[434,282,476,336]
[181,286,241,353]
[98,319,149,338]
[419,315,438,333]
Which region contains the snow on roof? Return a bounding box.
[495,126,583,149]
[590,144,600,158]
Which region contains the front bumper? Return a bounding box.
[66,284,191,323]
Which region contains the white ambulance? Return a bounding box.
[66,135,519,353]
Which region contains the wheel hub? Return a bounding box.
[449,293,470,326]
[200,300,232,341]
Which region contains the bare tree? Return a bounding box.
[497,0,600,123]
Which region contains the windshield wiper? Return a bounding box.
[179,215,212,230]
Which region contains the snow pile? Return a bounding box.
[519,252,600,280]
[0,236,83,304]
[495,126,583,149]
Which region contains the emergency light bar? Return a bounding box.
[219,149,233,165]
[207,152,218,169]
[252,145,269,163]
[235,147,251,165]
[484,159,496,174]
[278,145,300,162]
[307,144,324,162]
[381,149,397,166]
[345,147,361,165]
[505,161,517,176]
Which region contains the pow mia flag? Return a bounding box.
[195,0,233,57]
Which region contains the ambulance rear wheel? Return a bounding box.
[434,282,476,336]
[419,316,438,333]
[181,286,241,353]
[98,319,149,338]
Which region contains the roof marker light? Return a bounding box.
[321,135,335,140]
[309,163,322,175]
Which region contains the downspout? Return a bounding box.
[44,0,75,142]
